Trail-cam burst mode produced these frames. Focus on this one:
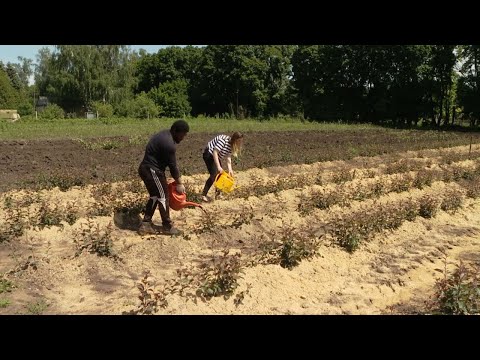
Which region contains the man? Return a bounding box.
[137,119,189,236]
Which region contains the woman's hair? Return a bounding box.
[230,132,244,158]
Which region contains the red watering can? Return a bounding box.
[168,181,204,211]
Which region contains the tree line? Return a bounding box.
[1,45,478,126]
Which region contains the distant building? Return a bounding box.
[36,96,48,112]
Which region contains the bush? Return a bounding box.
[115,92,159,119]
[148,79,191,118]
[427,261,480,315]
[91,101,114,118]
[38,104,65,119]
[17,101,34,116]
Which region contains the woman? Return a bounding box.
[201,132,244,202]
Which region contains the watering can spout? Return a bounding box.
[183,201,203,208]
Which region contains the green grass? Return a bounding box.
[0,116,380,140]
[25,299,48,315]
[0,279,14,294]
[0,299,10,308]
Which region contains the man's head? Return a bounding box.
[170,119,190,144]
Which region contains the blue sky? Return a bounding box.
[0,45,175,64]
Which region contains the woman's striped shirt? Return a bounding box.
[207,135,232,160]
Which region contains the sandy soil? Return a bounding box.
[1,144,479,315]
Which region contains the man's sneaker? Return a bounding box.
[162,226,183,236]
[202,195,212,203]
[215,192,224,200]
[137,221,157,236]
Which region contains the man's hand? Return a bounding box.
[176,183,186,194]
[217,167,224,174]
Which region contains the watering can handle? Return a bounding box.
[216,171,234,181]
[215,171,225,182]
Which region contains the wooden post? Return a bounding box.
[469,135,473,158]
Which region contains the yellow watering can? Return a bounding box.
[214,171,236,193]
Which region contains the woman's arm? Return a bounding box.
[212,149,223,173]
[226,156,233,176]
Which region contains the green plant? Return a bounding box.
[113,195,145,218]
[400,199,418,222]
[0,279,14,294]
[87,188,115,217]
[390,174,413,193]
[426,259,480,315]
[74,219,118,259]
[38,104,65,119]
[131,271,170,314]
[413,170,434,189]
[451,166,466,181]
[3,195,14,209]
[418,195,440,218]
[230,206,254,229]
[314,173,324,185]
[233,283,252,307]
[0,209,27,243]
[364,169,377,178]
[78,138,123,150]
[37,202,63,229]
[0,299,10,308]
[90,183,113,199]
[34,174,85,191]
[370,180,386,197]
[88,203,113,217]
[297,193,316,216]
[279,237,316,270]
[332,169,356,184]
[25,299,48,315]
[64,202,79,225]
[351,184,369,202]
[195,250,244,300]
[258,227,320,269]
[463,178,480,198]
[194,210,218,234]
[91,101,114,118]
[385,159,411,175]
[183,181,203,204]
[3,191,40,208]
[123,179,144,194]
[99,140,122,150]
[117,92,159,119]
[128,135,146,146]
[440,190,463,213]
[147,79,191,118]
[343,233,362,253]
[146,249,246,305]
[330,211,364,253]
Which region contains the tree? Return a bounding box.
[35,45,138,113]
[192,45,271,118]
[457,45,480,125]
[135,46,203,93]
[148,79,191,117]
[0,67,19,108]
